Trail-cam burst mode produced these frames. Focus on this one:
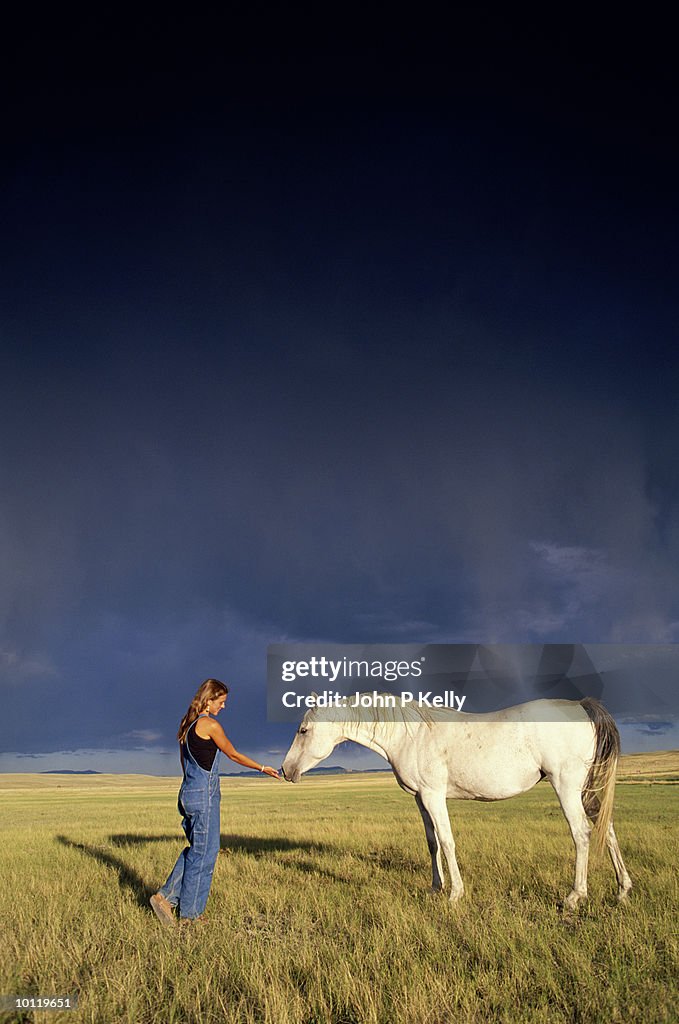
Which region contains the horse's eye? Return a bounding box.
[299,726,308,734]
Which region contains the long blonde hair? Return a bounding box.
[177,678,229,743]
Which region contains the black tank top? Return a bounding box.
[187,722,218,770]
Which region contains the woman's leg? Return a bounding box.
[178,794,221,919]
[158,797,193,906]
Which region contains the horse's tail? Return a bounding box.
[580,697,620,855]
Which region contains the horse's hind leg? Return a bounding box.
[583,800,632,902]
[417,789,464,902]
[605,823,632,901]
[550,771,592,910]
[415,793,444,893]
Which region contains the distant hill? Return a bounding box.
[35,765,388,778]
[222,765,389,778]
[223,765,348,777]
[618,749,679,783]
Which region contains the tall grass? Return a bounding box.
[1,767,677,1023]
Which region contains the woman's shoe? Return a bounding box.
[150,893,176,927]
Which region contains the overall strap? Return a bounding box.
[183,716,205,770]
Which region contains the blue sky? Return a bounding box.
[1,23,678,773]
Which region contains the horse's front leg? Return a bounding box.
[415,793,444,893]
[417,788,464,902]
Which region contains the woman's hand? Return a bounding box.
[261,765,280,778]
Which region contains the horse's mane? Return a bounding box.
[307,693,461,733]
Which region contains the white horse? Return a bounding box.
[281,696,632,909]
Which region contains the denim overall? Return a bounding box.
[159,714,221,919]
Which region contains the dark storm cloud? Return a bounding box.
[2,64,679,760]
[629,722,674,735]
[3,317,678,757]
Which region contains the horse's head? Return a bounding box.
[281,708,343,783]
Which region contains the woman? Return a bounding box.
[150,678,279,926]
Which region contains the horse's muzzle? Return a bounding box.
[281,764,299,783]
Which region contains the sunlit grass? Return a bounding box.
[1,762,677,1023]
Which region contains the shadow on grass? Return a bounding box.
[55,835,155,909]
[101,831,496,885]
[219,833,338,856]
[105,832,341,857]
[57,830,386,896]
[57,831,348,889]
[108,833,187,846]
[219,834,356,884]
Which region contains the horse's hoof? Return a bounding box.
[564,890,586,911]
[448,889,464,904]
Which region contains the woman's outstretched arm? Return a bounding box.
[204,719,279,777]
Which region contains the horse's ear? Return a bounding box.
[311,691,318,700]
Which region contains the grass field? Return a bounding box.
[1,754,678,1024]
